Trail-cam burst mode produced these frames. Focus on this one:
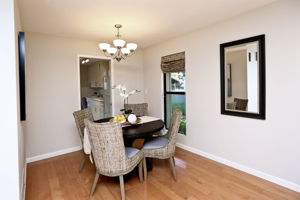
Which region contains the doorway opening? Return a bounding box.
[79,56,112,120]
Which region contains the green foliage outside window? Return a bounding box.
[179,118,186,134]
[172,102,186,134]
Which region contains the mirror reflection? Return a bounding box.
[224,41,259,113]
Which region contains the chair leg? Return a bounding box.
[143,158,147,180]
[89,173,99,196]
[138,161,143,182]
[79,152,86,172]
[169,157,177,181]
[119,175,125,200]
[172,156,175,165]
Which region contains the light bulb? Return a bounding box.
[113,39,125,48]
[121,48,130,55]
[126,43,137,51]
[99,43,110,51]
[107,47,117,55]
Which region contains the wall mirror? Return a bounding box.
[220,35,265,119]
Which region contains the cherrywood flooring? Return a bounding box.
[26,148,300,200]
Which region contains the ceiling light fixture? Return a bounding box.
[99,24,138,62]
[81,58,90,64]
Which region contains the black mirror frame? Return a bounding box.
[220,35,266,120]
[18,32,26,121]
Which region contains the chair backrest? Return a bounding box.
[166,109,182,146]
[125,103,148,116]
[84,120,128,175]
[73,108,94,142]
[234,98,248,111]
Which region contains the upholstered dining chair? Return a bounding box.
[125,103,148,116]
[73,108,94,172]
[142,109,182,181]
[234,98,248,111]
[84,119,144,200]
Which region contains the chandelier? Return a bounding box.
[99,24,138,62]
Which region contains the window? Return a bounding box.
[164,72,186,134]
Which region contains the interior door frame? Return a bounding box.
[77,55,115,116]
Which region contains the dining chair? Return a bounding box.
[227,102,237,110]
[125,103,148,116]
[234,98,248,111]
[73,108,94,172]
[142,109,182,181]
[85,119,144,200]
[125,103,149,148]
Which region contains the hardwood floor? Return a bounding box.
[26,148,300,200]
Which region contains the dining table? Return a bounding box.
[95,116,165,146]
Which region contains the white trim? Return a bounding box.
[26,146,82,163]
[76,55,115,115]
[176,142,300,193]
[110,58,115,115]
[160,73,164,120]
[21,163,27,200]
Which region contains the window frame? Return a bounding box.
[163,73,186,129]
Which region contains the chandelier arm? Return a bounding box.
[118,49,124,59]
[120,55,125,60]
[126,51,135,58]
[102,51,111,58]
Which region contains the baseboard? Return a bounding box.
[26,146,82,163]
[176,143,300,193]
[20,162,27,200]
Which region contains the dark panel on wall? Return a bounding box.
[18,32,26,121]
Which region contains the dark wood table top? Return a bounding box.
[95,117,165,139]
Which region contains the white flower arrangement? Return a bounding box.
[112,84,141,114]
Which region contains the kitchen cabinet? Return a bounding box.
[88,62,108,88]
[86,97,104,120]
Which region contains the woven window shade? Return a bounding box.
[161,52,185,73]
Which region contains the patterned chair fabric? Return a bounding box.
[73,108,94,144]
[85,120,144,199]
[142,109,182,181]
[234,98,248,111]
[72,108,94,172]
[125,103,148,116]
[85,120,143,176]
[227,102,237,110]
[142,109,182,159]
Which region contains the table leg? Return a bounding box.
[146,158,153,171]
[124,138,135,147]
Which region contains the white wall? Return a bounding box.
[25,32,144,158]
[0,0,23,199]
[143,0,300,190]
[14,0,26,198]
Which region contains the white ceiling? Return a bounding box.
[18,0,278,48]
